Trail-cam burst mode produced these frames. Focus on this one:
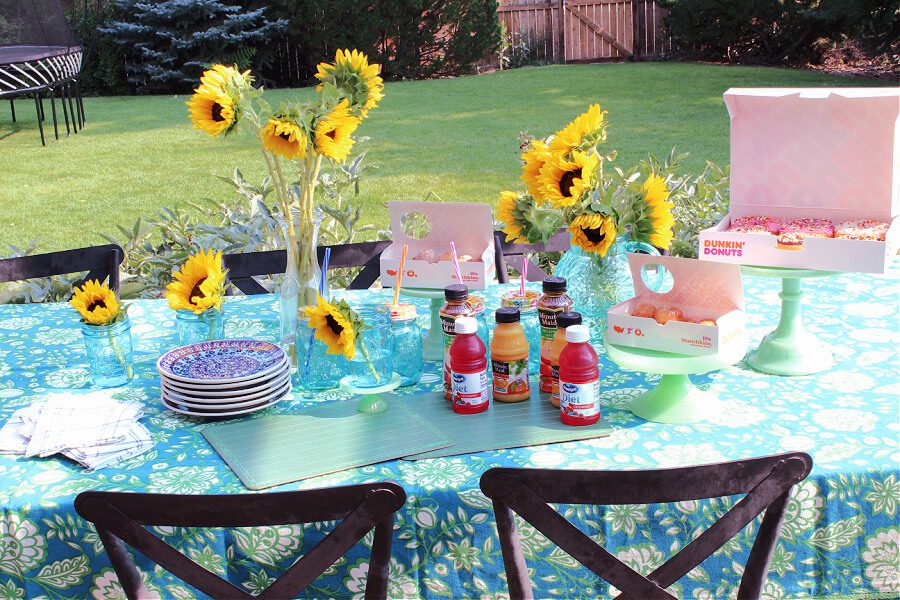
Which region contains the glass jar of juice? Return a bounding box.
[490,307,530,403]
[538,277,574,393]
[440,284,475,400]
[549,311,582,408]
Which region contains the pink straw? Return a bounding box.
[449,242,463,284]
[520,254,527,295]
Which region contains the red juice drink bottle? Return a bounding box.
[557,324,600,426]
[449,317,489,414]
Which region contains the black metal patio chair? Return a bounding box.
[0,244,124,296]
[493,227,571,284]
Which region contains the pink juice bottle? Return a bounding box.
[557,324,601,426]
[449,317,489,414]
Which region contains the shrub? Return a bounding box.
[67,2,128,96]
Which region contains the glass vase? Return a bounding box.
[81,318,134,388]
[296,317,344,391]
[176,308,224,346]
[278,216,322,369]
[344,305,395,389]
[553,234,661,324]
[390,306,423,387]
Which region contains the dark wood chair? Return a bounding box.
[223,240,391,295]
[75,482,407,600]
[0,244,124,295]
[480,452,813,600]
[493,228,570,284]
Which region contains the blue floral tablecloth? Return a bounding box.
[1,267,898,600]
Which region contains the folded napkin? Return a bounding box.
[0,391,155,470]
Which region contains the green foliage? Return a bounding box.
[498,22,551,71]
[660,155,731,259]
[66,3,128,96]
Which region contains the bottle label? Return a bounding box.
[441,314,459,399]
[492,359,529,397]
[559,378,600,419]
[452,369,488,409]
[538,307,564,341]
[539,359,553,393]
[550,364,560,402]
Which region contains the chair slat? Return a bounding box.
[0,244,124,295]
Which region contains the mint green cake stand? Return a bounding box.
[400,288,445,361]
[605,336,747,424]
[741,265,837,376]
[340,373,402,414]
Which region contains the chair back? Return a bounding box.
[494,228,570,284]
[75,482,406,600]
[224,240,391,295]
[0,244,123,295]
[480,452,812,600]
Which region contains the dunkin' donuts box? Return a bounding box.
[607,254,746,357]
[380,201,496,290]
[699,88,899,273]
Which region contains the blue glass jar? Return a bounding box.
[81,318,134,388]
[389,303,423,387]
[344,304,394,389]
[297,317,344,391]
[176,308,224,346]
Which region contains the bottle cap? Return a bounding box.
[556,311,582,328]
[454,316,478,334]
[444,284,469,301]
[495,307,520,323]
[565,324,589,343]
[542,276,567,293]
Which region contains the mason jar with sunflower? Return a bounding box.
[166,249,228,346]
[70,280,134,387]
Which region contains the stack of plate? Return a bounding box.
[157,340,291,417]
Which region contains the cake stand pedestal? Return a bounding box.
[399,288,445,361]
[741,265,836,376]
[340,373,402,414]
[605,336,747,424]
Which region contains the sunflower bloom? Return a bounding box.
[569,213,617,256]
[261,118,307,160]
[197,64,251,95]
[305,295,357,359]
[497,191,528,243]
[521,140,551,202]
[549,104,606,158]
[70,280,123,325]
[314,99,360,163]
[186,87,237,138]
[315,49,384,117]
[643,174,675,249]
[166,249,227,314]
[539,151,599,208]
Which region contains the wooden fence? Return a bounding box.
[493,0,668,66]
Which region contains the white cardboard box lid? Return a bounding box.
[385,201,495,257]
[724,87,900,222]
[627,253,745,313]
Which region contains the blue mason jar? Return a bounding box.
[81,317,134,388]
[344,304,394,389]
[176,308,224,346]
[389,302,423,387]
[297,317,344,391]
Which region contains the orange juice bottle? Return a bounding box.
[549,311,582,408]
[538,277,574,393]
[490,307,530,402]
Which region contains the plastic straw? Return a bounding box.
[392,244,408,307]
[520,254,527,296]
[449,241,463,284]
[319,247,331,296]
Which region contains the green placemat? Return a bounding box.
[203,403,451,490]
[400,380,613,460]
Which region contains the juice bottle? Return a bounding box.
[449,317,489,414]
[440,284,475,400]
[558,324,600,426]
[549,311,582,408]
[490,307,530,403]
[538,277,574,393]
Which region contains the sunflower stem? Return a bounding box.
[358,337,380,383]
[106,321,133,381]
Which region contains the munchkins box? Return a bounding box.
[699,88,899,273]
[607,254,745,357]
[380,201,496,290]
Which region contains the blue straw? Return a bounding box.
[320,247,331,296]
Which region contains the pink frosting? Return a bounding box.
[729,215,782,234]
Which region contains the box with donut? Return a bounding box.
[607,254,746,357]
[380,201,496,290]
[699,88,899,273]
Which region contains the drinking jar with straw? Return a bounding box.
[386,244,424,386]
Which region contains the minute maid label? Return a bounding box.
[538,307,564,340]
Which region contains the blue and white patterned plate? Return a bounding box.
[157,339,288,384]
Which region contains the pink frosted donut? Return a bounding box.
[777,218,834,250]
[834,219,889,241]
[729,215,782,235]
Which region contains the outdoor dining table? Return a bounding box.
[0,265,897,600]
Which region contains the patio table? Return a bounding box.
[0,266,897,599]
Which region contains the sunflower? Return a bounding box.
[539,151,599,208]
[70,280,123,326]
[569,213,617,256]
[197,64,251,95]
[166,249,227,314]
[315,49,384,117]
[497,191,529,243]
[643,174,675,249]
[520,140,551,202]
[549,104,606,158]
[186,87,237,138]
[305,295,357,359]
[261,117,307,160]
[314,99,360,163]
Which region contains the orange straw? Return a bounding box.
[392,244,408,307]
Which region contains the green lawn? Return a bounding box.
[0,62,889,250]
